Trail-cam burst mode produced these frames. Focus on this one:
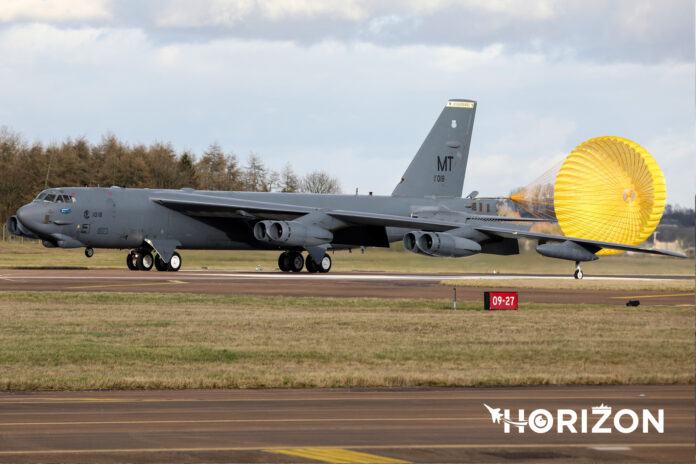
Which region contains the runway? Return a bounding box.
[0,268,691,305]
[0,385,691,463]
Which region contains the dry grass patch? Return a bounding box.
[0,292,692,390]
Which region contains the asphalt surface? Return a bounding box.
[0,269,692,463]
[0,268,692,305]
[0,386,691,463]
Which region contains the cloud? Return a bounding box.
[0,1,691,64]
[156,0,367,27]
[0,22,691,205]
[145,0,692,64]
[0,0,112,22]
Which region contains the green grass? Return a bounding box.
[0,240,693,275]
[0,292,691,390]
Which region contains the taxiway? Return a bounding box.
[0,269,691,305]
[0,385,691,463]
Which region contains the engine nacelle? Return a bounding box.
[253,220,332,247]
[416,231,481,258]
[6,215,39,240]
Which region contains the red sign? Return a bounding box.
[484,291,518,310]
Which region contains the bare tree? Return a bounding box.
[301,170,341,194]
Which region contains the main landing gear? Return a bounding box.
[127,249,181,272]
[278,251,331,273]
[573,261,584,280]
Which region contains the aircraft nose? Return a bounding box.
[16,204,45,233]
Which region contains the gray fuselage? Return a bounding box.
[15,187,495,251]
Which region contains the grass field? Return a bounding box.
[0,240,693,275]
[0,292,692,390]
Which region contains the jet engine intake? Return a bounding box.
[253,220,332,247]
[403,231,431,256]
[416,231,481,258]
[6,215,39,240]
[253,220,273,242]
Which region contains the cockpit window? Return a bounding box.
[33,192,77,203]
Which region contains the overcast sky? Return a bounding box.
[0,0,693,206]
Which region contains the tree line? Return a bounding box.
[0,128,341,224]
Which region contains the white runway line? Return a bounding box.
[0,272,683,282]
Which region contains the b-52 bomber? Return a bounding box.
[7,100,684,278]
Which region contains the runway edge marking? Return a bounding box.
[0,443,691,456]
[267,448,410,464]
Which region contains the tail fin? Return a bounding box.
[392,99,476,198]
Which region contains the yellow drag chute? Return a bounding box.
[511,136,666,255]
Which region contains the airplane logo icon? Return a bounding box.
[483,403,528,427]
[483,403,503,424]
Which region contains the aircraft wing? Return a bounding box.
[150,194,315,219]
[470,224,687,257]
[327,210,687,258]
[151,194,684,258]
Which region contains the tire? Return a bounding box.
[288,251,304,272]
[318,253,332,273]
[126,252,138,271]
[168,252,182,272]
[574,269,583,280]
[278,252,291,272]
[84,247,94,258]
[154,254,168,271]
[305,257,318,273]
[137,252,154,271]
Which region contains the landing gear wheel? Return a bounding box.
[574,269,583,280]
[318,253,332,273]
[154,254,168,271]
[137,252,154,271]
[126,251,138,271]
[288,251,304,273]
[167,252,182,272]
[305,257,318,273]
[84,247,94,258]
[278,252,291,272]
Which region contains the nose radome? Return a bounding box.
[16,204,30,224]
[16,203,46,233]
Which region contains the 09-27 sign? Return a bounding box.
[484,291,518,310]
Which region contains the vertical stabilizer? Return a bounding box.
[392,99,476,198]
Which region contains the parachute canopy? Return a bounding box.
[510,136,666,255]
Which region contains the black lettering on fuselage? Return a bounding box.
[437,155,454,172]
